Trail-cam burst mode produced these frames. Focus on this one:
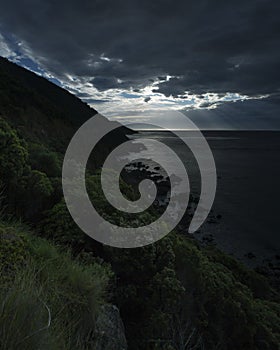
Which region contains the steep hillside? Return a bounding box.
[0,57,98,124]
[0,56,131,152]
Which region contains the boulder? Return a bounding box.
[95,304,127,350]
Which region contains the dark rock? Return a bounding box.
[245,252,256,259]
[95,304,127,350]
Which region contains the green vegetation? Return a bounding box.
[0,117,28,182]
[0,222,111,350]
[0,57,279,349]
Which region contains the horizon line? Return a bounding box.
[130,128,280,132]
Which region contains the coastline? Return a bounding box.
[122,132,280,290]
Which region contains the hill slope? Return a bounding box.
[0,56,131,151]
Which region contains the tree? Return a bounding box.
[0,117,28,182]
[28,143,60,178]
[14,169,53,220]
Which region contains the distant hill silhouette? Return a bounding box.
[0,56,132,152]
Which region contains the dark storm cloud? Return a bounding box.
[184,95,280,129]
[90,76,120,91]
[84,98,110,104]
[0,0,279,97]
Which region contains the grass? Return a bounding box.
[0,269,54,350]
[0,221,112,350]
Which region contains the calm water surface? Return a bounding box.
[126,130,280,266]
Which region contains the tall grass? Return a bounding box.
[0,269,54,350]
[0,224,111,349]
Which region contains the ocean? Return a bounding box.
[125,130,280,267]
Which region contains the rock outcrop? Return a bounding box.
[95,304,127,350]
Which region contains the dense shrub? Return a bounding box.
[10,168,53,220]
[40,200,86,250]
[0,117,28,182]
[173,237,280,350]
[0,224,27,280]
[28,143,61,178]
[0,119,57,220]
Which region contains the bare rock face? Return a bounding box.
[94,304,127,350]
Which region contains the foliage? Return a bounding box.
[0,118,56,220]
[0,275,55,350]
[103,235,189,349]
[0,222,112,350]
[40,200,86,250]
[173,237,280,350]
[0,117,28,182]
[38,172,280,350]
[0,224,27,280]
[28,143,61,178]
[8,168,53,220]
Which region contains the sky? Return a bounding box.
[0,0,279,129]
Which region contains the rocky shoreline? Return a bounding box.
[122,161,280,291]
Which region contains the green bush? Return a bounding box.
[0,119,55,221]
[0,224,27,280]
[14,169,54,220]
[28,143,61,178]
[40,200,86,249]
[173,236,280,350]
[0,117,28,182]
